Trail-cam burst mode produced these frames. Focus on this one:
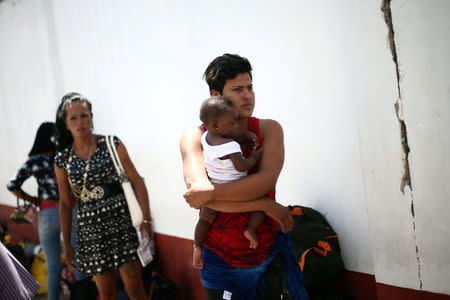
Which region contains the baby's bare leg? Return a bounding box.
[193,207,217,269]
[244,211,265,249]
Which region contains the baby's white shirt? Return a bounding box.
[201,131,247,183]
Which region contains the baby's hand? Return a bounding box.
[235,131,258,149]
[251,148,263,161]
[246,132,258,150]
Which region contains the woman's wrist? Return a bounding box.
[261,197,273,213]
[196,179,216,202]
[142,218,152,224]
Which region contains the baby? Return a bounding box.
[193,96,264,269]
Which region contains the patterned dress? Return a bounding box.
[55,135,139,275]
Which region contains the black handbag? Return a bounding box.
[10,198,37,224]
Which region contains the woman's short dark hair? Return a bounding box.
[203,54,253,94]
[199,96,236,124]
[28,122,56,156]
[54,92,92,151]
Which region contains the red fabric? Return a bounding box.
[39,202,58,210]
[203,117,278,267]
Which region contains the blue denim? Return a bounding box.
[200,232,308,300]
[38,206,87,300]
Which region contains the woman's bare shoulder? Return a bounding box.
[258,118,283,135]
[180,125,204,142]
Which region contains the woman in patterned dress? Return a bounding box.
[53,92,152,300]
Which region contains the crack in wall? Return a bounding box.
[381,0,411,194]
[410,193,422,289]
[381,0,422,290]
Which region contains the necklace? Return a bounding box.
[66,135,104,202]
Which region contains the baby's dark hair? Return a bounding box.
[199,96,236,124]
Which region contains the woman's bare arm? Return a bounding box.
[54,165,76,268]
[9,189,39,206]
[182,119,285,206]
[180,126,210,186]
[180,122,292,230]
[117,142,152,235]
[206,197,293,232]
[179,126,212,209]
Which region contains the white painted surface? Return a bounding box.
[391,0,450,294]
[0,0,59,205]
[0,0,449,294]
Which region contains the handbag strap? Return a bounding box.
[105,135,129,183]
[16,190,28,207]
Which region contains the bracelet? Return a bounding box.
[142,219,152,224]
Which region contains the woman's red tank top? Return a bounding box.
[203,117,278,267]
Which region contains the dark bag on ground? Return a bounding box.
[4,243,26,267]
[148,271,178,300]
[288,205,346,290]
[70,279,98,300]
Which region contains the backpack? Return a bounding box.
[288,205,346,290]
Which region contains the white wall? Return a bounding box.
[0,0,60,202]
[1,0,449,294]
[391,0,450,294]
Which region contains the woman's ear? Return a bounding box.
[210,90,220,96]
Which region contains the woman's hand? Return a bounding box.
[63,244,76,269]
[183,178,214,209]
[264,201,293,233]
[139,222,153,245]
[29,196,40,206]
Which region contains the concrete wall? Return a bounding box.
[0,0,60,202]
[390,0,450,294]
[0,0,448,295]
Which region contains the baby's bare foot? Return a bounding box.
[193,246,204,269]
[244,228,259,249]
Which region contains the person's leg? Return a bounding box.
[258,254,283,300]
[118,261,147,300]
[194,207,217,269]
[244,211,265,249]
[38,207,62,300]
[69,206,89,281]
[93,271,117,300]
[203,257,282,300]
